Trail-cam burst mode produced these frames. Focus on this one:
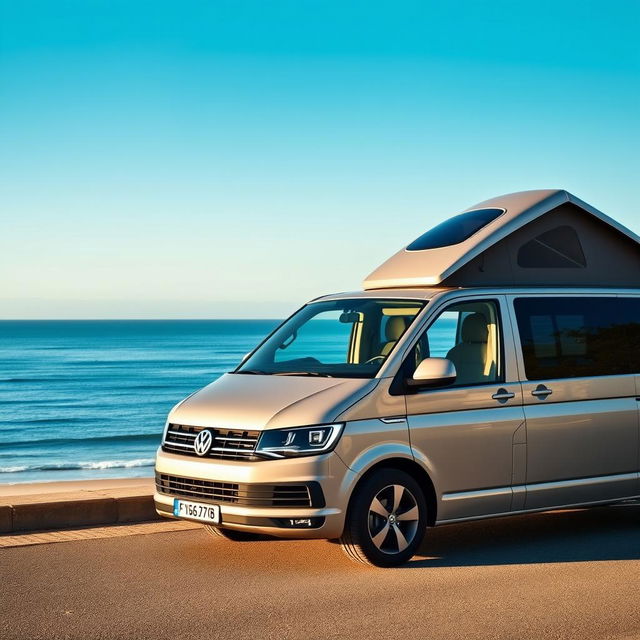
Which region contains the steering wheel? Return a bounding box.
[364,355,386,364]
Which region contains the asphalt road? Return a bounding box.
[2,504,640,640]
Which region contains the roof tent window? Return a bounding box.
[406,208,505,251]
[517,225,586,268]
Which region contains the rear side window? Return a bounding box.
[514,297,640,380]
[619,297,640,373]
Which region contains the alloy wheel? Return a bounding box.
[367,484,420,554]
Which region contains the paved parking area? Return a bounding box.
[1,504,639,640]
[0,520,197,548]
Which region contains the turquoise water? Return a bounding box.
[0,320,278,484]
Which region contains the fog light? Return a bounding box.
[289,518,312,527]
[276,516,324,529]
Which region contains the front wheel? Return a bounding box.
[339,468,427,567]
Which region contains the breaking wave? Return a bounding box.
[0,459,155,473]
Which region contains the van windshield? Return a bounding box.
[236,299,425,378]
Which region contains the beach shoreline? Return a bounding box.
[0,475,153,497]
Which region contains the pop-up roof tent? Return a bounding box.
[364,189,640,290]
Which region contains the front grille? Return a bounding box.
[156,473,316,507]
[162,423,260,461]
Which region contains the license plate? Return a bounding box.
[173,499,220,524]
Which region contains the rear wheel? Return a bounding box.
[339,468,427,567]
[203,525,265,542]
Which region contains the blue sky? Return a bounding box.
[1,0,639,318]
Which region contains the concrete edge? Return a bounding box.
[1,494,161,534]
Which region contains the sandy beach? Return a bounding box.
[0,476,153,498]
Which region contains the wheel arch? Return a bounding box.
[346,457,438,527]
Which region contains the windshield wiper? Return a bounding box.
[235,369,271,375]
[273,371,334,378]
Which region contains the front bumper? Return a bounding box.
[154,447,356,539]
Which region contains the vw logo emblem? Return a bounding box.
[193,429,214,457]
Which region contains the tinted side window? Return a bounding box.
[619,297,640,374]
[514,297,632,380]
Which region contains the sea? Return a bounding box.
[0,320,279,484]
[0,318,455,485]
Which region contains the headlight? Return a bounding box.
[255,423,344,459]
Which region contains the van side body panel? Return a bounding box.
[335,378,406,423]
[333,417,413,478]
[399,293,527,521]
[506,293,640,508]
[636,374,640,496]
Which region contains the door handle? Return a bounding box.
[492,388,515,402]
[531,384,552,399]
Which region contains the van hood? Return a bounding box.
[168,373,378,431]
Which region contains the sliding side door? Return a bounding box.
[511,295,639,509]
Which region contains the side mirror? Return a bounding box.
[406,357,456,390]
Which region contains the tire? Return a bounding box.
[339,468,428,567]
[203,525,265,542]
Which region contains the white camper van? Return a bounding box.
[155,189,640,566]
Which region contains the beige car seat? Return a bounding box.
[381,316,407,356]
[446,313,492,385]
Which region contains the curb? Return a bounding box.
[0,490,160,534]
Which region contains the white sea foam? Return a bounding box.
[0,459,155,473]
